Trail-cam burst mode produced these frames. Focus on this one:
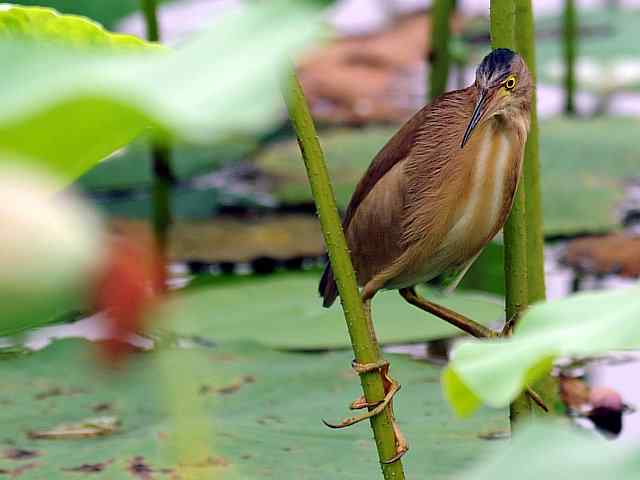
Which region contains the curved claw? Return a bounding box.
[351,359,389,374]
[322,382,400,429]
[381,413,409,464]
[350,395,382,410]
[381,448,408,465]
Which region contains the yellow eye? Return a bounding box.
[504,75,517,90]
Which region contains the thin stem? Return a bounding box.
[515,0,559,413]
[490,0,515,49]
[563,0,577,115]
[515,0,545,305]
[140,0,160,42]
[282,69,406,479]
[490,0,532,423]
[139,0,173,292]
[429,0,456,101]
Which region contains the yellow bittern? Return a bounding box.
[319,49,535,461]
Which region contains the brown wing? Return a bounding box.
[319,111,423,307]
[319,88,475,307]
[341,109,430,230]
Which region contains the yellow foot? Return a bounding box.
[323,359,409,464]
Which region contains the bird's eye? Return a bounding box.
[504,75,517,90]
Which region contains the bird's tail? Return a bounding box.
[319,262,338,308]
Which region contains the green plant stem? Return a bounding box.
[490,0,532,424]
[140,0,160,41]
[429,0,456,100]
[515,0,559,414]
[515,0,545,305]
[563,0,577,115]
[140,0,173,291]
[282,69,406,479]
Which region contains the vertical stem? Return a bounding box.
[515,0,559,414]
[563,0,577,115]
[140,0,173,291]
[282,70,406,479]
[514,0,545,305]
[490,0,532,423]
[429,0,456,100]
[140,0,160,42]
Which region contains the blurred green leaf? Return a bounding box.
[443,285,640,416]
[12,0,171,30]
[0,339,506,479]
[162,271,503,349]
[0,1,320,186]
[460,422,638,480]
[0,5,163,49]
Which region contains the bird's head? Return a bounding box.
[461,48,532,148]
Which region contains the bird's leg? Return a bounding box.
[399,287,549,412]
[323,300,409,463]
[399,287,498,338]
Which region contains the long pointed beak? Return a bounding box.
[461,91,487,148]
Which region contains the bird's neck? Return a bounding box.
[492,107,530,145]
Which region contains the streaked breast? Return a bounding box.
[441,123,519,261]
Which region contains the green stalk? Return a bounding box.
[515,0,559,414]
[563,0,577,115]
[429,0,456,100]
[140,0,173,290]
[514,0,545,308]
[140,0,160,42]
[490,0,532,423]
[283,70,406,479]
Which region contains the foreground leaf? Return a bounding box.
[13,0,172,30]
[0,5,161,49]
[0,339,506,479]
[162,271,503,349]
[443,286,640,416]
[0,1,320,185]
[460,422,638,480]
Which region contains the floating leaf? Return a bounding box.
[162,271,504,349]
[76,139,257,191]
[443,286,640,416]
[0,339,506,479]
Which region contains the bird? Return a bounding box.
[319,48,533,462]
